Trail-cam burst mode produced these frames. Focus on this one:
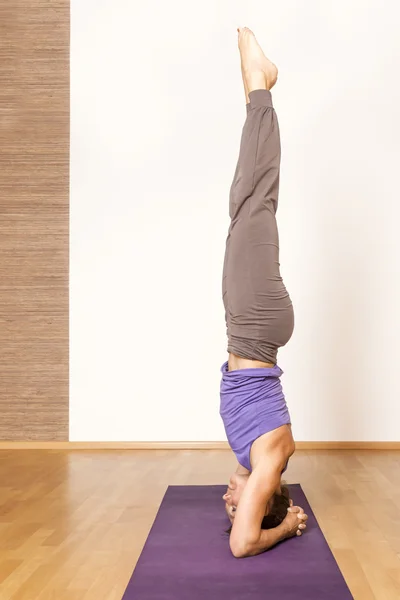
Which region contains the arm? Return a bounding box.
[235,464,250,475]
[229,453,287,558]
[236,520,287,558]
[232,505,307,558]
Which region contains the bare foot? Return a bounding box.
[237,27,278,93]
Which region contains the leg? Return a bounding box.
[222,30,294,368]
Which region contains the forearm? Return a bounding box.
[241,523,287,557]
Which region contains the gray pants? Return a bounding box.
[222,89,294,364]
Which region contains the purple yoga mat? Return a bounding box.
[122,484,353,599]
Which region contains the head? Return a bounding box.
[222,472,290,531]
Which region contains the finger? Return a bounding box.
[298,513,308,521]
[298,523,306,530]
[289,499,293,507]
[287,506,301,513]
[296,530,302,536]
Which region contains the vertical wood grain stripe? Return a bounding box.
[0,1,69,440]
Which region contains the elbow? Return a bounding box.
[230,544,249,559]
[229,537,254,559]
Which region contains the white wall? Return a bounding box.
[70,0,400,441]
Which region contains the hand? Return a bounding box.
[222,492,237,524]
[281,500,308,539]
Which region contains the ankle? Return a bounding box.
[245,70,267,94]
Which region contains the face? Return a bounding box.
[222,473,249,523]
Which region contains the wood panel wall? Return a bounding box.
[0,1,69,439]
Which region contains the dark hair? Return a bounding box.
[226,484,290,534]
[260,484,290,529]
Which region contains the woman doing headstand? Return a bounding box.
[220,27,308,558]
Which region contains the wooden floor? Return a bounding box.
[0,450,399,599]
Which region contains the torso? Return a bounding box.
[228,352,275,371]
[226,352,294,472]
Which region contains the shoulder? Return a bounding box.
[251,427,295,472]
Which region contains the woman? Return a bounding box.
[220,27,308,558]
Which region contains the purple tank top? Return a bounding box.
[219,361,291,472]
